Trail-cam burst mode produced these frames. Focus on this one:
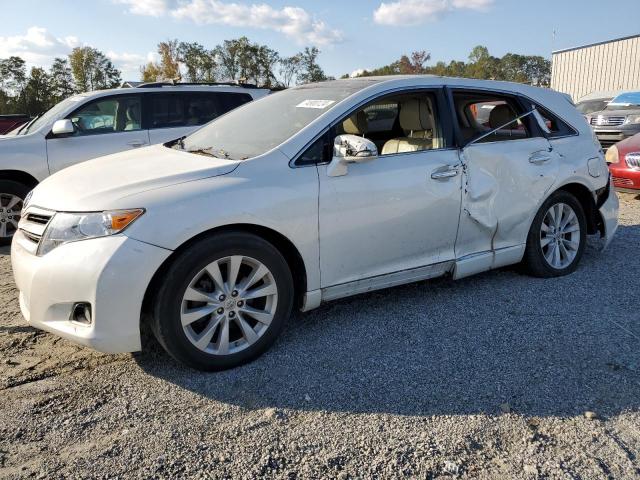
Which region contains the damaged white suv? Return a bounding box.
[12,76,618,371]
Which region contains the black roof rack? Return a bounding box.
[135,81,260,89]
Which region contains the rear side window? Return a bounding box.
[149,92,253,129]
[150,95,186,129]
[531,104,576,138]
[452,91,531,145]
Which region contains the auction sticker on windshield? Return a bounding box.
[296,100,336,109]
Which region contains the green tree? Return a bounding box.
[0,56,27,113]
[49,57,75,102]
[178,42,217,82]
[23,67,53,114]
[279,54,302,87]
[69,47,121,92]
[297,47,326,84]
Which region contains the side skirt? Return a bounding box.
[300,245,526,311]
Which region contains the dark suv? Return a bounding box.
[588,91,640,149]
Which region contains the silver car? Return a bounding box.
[13,76,618,370]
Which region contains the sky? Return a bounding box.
[2,0,639,81]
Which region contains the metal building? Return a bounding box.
[551,34,640,101]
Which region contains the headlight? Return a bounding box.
[37,209,144,256]
[625,115,640,125]
[605,145,619,164]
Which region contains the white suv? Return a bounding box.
[12,76,618,370]
[0,83,269,243]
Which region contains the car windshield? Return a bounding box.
[606,91,640,110]
[179,82,370,160]
[576,99,610,114]
[21,95,85,135]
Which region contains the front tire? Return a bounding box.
[0,180,30,246]
[523,190,587,278]
[151,232,294,371]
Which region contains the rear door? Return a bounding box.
[451,89,559,259]
[147,91,253,145]
[46,94,149,173]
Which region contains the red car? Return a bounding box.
[0,114,30,135]
[607,132,640,193]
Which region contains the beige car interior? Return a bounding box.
[381,98,435,154]
[342,111,369,136]
[339,95,439,156]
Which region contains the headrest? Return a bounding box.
[489,104,518,129]
[399,98,432,132]
[342,111,368,135]
[126,104,140,122]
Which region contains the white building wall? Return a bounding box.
[551,35,640,101]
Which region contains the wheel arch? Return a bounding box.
[554,182,601,235]
[0,170,39,190]
[141,223,309,325]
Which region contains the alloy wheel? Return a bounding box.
[0,194,22,238]
[180,255,278,355]
[540,202,581,269]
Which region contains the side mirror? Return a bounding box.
[51,119,75,136]
[327,134,378,177]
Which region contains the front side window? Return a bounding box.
[335,91,447,156]
[452,91,531,144]
[69,96,142,135]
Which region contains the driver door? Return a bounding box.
[317,89,463,290]
[46,95,149,174]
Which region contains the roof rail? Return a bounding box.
[135,81,260,89]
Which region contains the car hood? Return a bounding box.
[29,144,240,211]
[592,108,640,117]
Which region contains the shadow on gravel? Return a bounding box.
[137,224,640,418]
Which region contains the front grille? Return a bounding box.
[625,152,640,170]
[25,213,51,225]
[591,116,626,126]
[612,176,634,186]
[18,208,53,247]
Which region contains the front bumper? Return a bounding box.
[609,163,640,192]
[11,233,171,353]
[597,177,619,249]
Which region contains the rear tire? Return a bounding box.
[151,232,294,371]
[0,180,30,246]
[523,190,587,278]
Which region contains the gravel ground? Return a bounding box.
[1,193,639,479]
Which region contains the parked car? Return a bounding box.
[0,83,270,243]
[606,132,640,193]
[587,90,640,150]
[575,91,617,116]
[12,76,618,370]
[0,114,30,135]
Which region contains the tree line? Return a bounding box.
[0,37,329,116]
[347,45,551,86]
[0,40,551,117]
[139,37,328,87]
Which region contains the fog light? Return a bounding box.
[70,302,92,325]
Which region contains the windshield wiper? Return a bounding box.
[17,112,42,135]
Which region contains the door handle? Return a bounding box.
[127,140,147,148]
[529,151,552,164]
[431,165,459,180]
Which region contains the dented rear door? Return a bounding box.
[455,137,559,258]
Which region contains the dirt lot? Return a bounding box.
[1,193,639,479]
